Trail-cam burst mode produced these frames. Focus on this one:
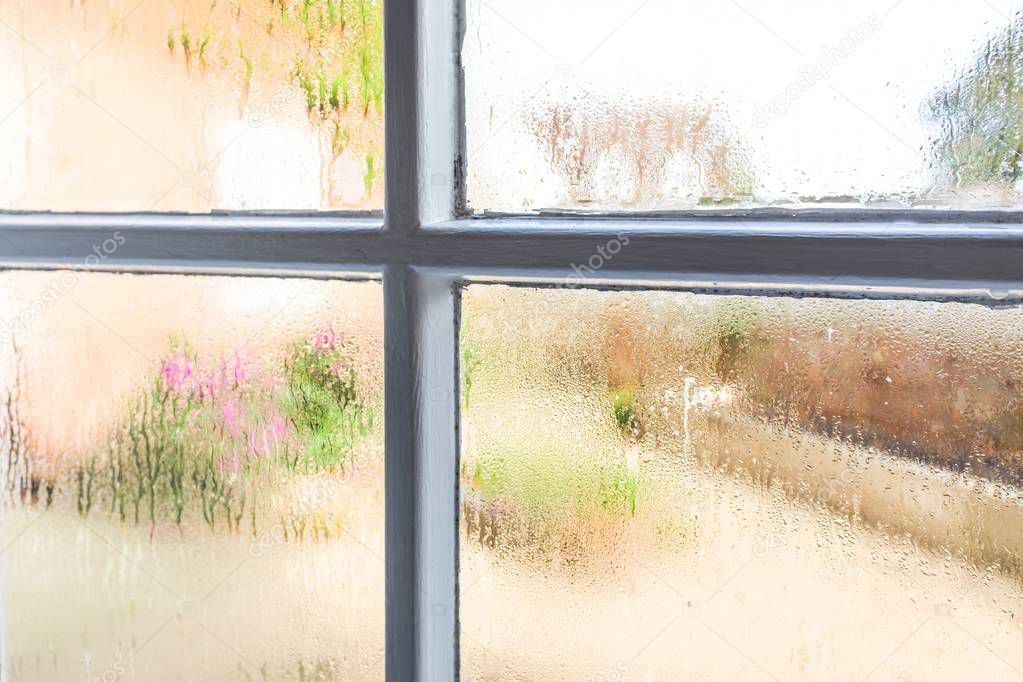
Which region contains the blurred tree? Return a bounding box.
[929,20,1023,191]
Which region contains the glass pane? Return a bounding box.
[0,1,383,212]
[0,272,384,680]
[460,285,1023,680]
[465,0,1023,212]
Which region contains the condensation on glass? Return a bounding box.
[459,285,1023,680]
[0,272,384,680]
[464,0,1023,211]
[0,1,383,212]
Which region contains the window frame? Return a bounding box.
[1,0,1022,679]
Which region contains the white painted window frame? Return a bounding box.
[1,0,1022,679]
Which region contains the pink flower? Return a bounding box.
[248,413,288,458]
[314,324,338,350]
[231,350,249,387]
[248,430,262,458]
[201,373,219,402]
[269,411,288,441]
[161,358,180,385]
[222,398,240,438]
[161,355,197,395]
[197,361,224,402]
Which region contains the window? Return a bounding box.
[464,0,1023,212]
[0,1,383,211]
[1,1,1021,681]
[459,286,1023,679]
[0,273,384,679]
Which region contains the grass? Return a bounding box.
[198,30,212,71]
[460,344,482,408]
[466,451,642,513]
[286,0,383,120]
[162,3,383,118]
[329,74,349,112]
[609,385,636,434]
[331,121,351,155]
[363,153,376,194]
[294,60,354,118]
[237,38,254,88]
[180,26,192,64]
[462,445,653,564]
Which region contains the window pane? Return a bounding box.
[0,1,383,212]
[0,272,383,679]
[459,285,1023,679]
[465,0,1023,212]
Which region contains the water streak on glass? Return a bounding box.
[459,286,1023,680]
[0,272,384,680]
[0,1,383,212]
[465,0,1023,211]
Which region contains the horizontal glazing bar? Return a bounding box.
[0,215,1020,300]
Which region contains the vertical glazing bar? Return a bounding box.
[384,0,462,674]
[383,0,420,233]
[384,266,460,680]
[384,0,463,234]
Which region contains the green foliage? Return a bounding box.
[598,464,639,516]
[329,74,349,112]
[461,344,482,408]
[285,0,383,119]
[180,27,192,60]
[317,66,330,113]
[609,386,636,434]
[165,2,382,118]
[697,191,754,207]
[701,298,763,381]
[363,153,376,193]
[294,60,353,117]
[198,30,212,70]
[238,38,254,86]
[331,121,351,155]
[166,0,383,182]
[469,452,642,520]
[469,456,505,501]
[283,340,372,472]
[295,60,319,110]
[326,0,343,28]
[125,376,197,527]
[73,366,208,530]
[330,122,347,154]
[929,20,1023,188]
[355,0,384,115]
[57,334,375,536]
[301,0,315,29]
